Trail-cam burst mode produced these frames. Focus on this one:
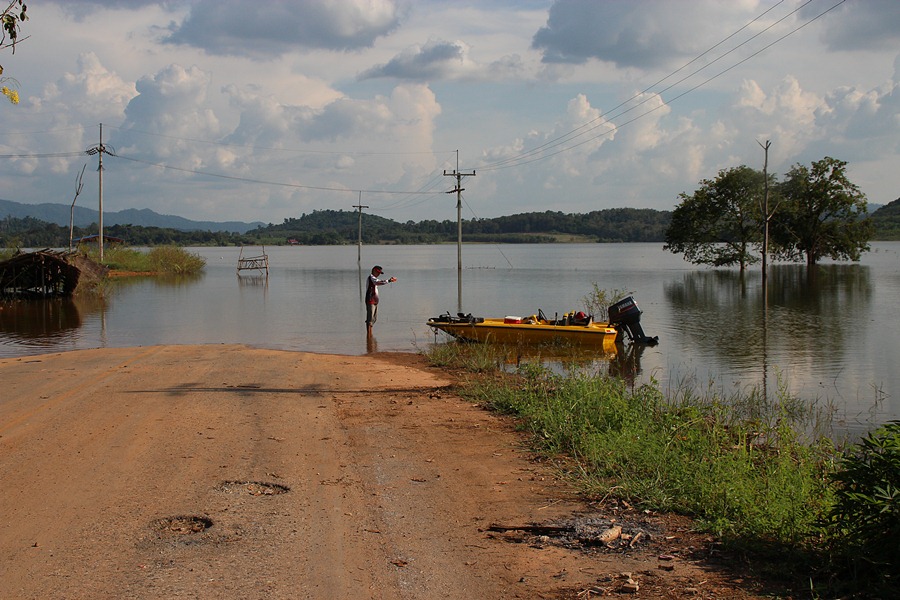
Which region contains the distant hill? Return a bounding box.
[6,195,894,242]
[256,207,672,244]
[0,198,264,234]
[871,198,900,240]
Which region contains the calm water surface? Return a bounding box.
[2,243,898,431]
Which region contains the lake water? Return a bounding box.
[2,242,898,433]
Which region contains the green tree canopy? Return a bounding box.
[771,157,873,266]
[664,165,769,270]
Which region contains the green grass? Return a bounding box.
[423,341,896,596]
[424,339,512,373]
[82,245,206,274]
[469,361,833,542]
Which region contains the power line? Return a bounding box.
[369,170,451,213]
[477,0,809,170]
[2,0,849,211]
[476,0,839,173]
[478,0,795,170]
[0,151,87,158]
[1,127,457,211]
[109,151,447,196]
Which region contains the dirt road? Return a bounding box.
[0,345,762,599]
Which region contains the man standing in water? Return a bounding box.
[365,265,396,334]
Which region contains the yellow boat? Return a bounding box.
[427,296,659,349]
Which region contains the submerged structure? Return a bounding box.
[0,250,103,298]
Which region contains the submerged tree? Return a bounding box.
[771,157,873,266]
[664,165,769,270]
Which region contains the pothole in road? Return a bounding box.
[153,515,213,535]
[217,480,291,496]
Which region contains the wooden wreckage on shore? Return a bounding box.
[0,250,107,299]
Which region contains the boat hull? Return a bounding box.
[427,317,619,350]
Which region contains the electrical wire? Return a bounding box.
[476,0,841,172]
[0,151,87,158]
[109,151,446,196]
[477,0,795,171]
[1,0,849,209]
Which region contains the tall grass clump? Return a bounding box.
[93,246,153,271]
[145,246,206,274]
[82,245,205,274]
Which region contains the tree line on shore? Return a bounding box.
[1,207,672,248]
[1,190,897,252]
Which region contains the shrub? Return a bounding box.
[826,421,900,574]
[146,246,205,274]
[581,284,630,318]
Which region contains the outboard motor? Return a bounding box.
[608,296,659,346]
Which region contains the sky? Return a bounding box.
[1,0,899,226]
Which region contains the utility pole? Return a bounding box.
[353,193,368,263]
[86,123,113,262]
[758,139,772,285]
[443,151,475,313]
[758,139,773,404]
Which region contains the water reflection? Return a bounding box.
[147,272,206,288]
[473,340,648,381]
[0,294,106,350]
[0,299,82,340]
[106,271,206,291]
[608,343,647,384]
[665,264,873,392]
[237,274,269,288]
[669,267,871,352]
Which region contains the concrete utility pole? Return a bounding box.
[353,193,368,263]
[758,139,773,404]
[443,151,475,313]
[758,139,772,285]
[86,123,113,262]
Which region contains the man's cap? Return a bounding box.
[373,265,383,271]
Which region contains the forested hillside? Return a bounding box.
[1,207,672,247]
[871,198,900,240]
[4,201,897,248]
[257,207,672,245]
[0,217,244,248]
